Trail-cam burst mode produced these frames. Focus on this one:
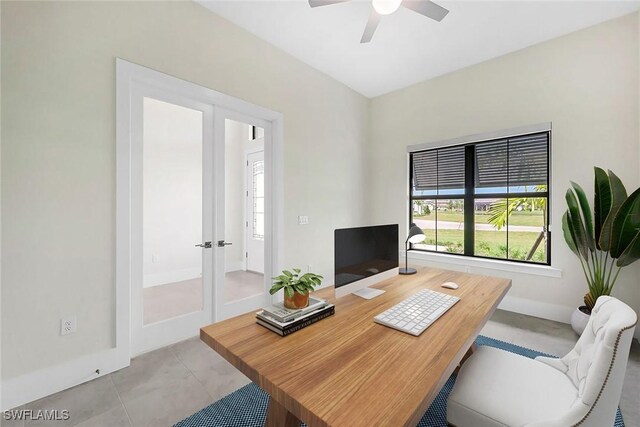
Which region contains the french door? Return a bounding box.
[119,60,281,357]
[213,109,271,321]
[130,85,214,355]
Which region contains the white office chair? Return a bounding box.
[447,296,637,427]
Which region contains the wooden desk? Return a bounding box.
[201,267,511,427]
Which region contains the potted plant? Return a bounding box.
[270,268,323,309]
[563,167,640,334]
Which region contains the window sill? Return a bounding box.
[404,250,562,278]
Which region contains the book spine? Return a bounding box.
[258,305,334,329]
[265,303,327,323]
[281,307,335,336]
[255,320,284,336]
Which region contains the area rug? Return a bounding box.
[175,335,625,427]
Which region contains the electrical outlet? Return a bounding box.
[298,215,309,225]
[152,254,159,263]
[61,316,77,336]
[307,264,313,273]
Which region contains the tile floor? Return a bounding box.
[4,310,639,427]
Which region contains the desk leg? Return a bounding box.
[265,398,301,427]
[454,342,477,374]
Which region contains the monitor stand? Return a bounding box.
[352,287,385,300]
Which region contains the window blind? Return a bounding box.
[413,131,548,192]
[507,133,548,188]
[474,132,548,189]
[412,146,465,191]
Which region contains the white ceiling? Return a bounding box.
[198,1,640,98]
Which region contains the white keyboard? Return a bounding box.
[374,289,460,336]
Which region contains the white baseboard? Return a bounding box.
[225,261,245,273]
[498,295,640,341]
[143,268,201,288]
[498,295,573,324]
[2,348,129,411]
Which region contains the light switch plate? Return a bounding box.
[298,215,309,225]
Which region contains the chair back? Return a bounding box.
[538,296,636,426]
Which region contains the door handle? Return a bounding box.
[195,241,212,249]
[217,240,233,247]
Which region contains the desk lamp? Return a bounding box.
[400,223,425,275]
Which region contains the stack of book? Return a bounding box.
[256,296,335,336]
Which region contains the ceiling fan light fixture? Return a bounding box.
[372,0,402,15]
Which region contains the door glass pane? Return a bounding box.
[224,120,264,304]
[143,97,204,325]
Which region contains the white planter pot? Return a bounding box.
[570,306,590,336]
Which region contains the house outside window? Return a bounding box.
[409,128,550,265]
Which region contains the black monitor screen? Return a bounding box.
[334,224,399,288]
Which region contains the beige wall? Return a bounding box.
[369,12,640,323]
[1,1,369,379]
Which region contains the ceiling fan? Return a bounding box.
[308,0,449,43]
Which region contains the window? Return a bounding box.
[252,159,265,240]
[410,131,550,265]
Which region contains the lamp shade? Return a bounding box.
[407,223,425,244]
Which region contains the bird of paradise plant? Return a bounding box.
[563,167,640,313]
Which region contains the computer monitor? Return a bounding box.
[334,224,399,299]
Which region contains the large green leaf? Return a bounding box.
[566,189,590,258]
[562,211,579,257]
[616,233,640,267]
[571,181,595,251]
[594,167,611,249]
[599,170,627,250]
[610,187,640,258]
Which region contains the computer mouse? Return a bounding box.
[366,268,379,274]
[441,282,459,290]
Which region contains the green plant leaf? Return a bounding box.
[609,187,640,258]
[269,283,283,295]
[616,233,640,267]
[599,170,627,251]
[284,286,294,298]
[562,211,579,257]
[570,181,595,251]
[594,167,611,249]
[293,268,301,274]
[566,189,590,258]
[283,270,293,278]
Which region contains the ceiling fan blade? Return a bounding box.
[360,10,380,43]
[402,0,449,22]
[308,0,351,8]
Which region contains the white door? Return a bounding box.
[214,111,271,321]
[131,86,214,355]
[246,149,265,273]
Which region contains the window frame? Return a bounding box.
[408,130,551,266]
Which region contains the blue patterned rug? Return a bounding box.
[176,335,625,426]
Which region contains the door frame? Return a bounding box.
[116,59,284,358]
